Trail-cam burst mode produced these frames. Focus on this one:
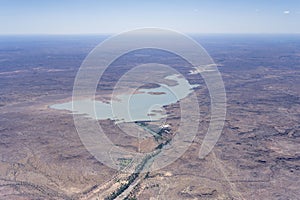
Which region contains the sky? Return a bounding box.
[0,0,299,34]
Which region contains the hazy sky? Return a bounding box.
[0,0,299,34]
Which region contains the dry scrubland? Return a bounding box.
[0,35,299,199]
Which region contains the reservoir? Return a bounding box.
[50,74,197,123]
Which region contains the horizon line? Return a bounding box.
[0,32,300,36]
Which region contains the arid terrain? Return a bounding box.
[0,35,299,199]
